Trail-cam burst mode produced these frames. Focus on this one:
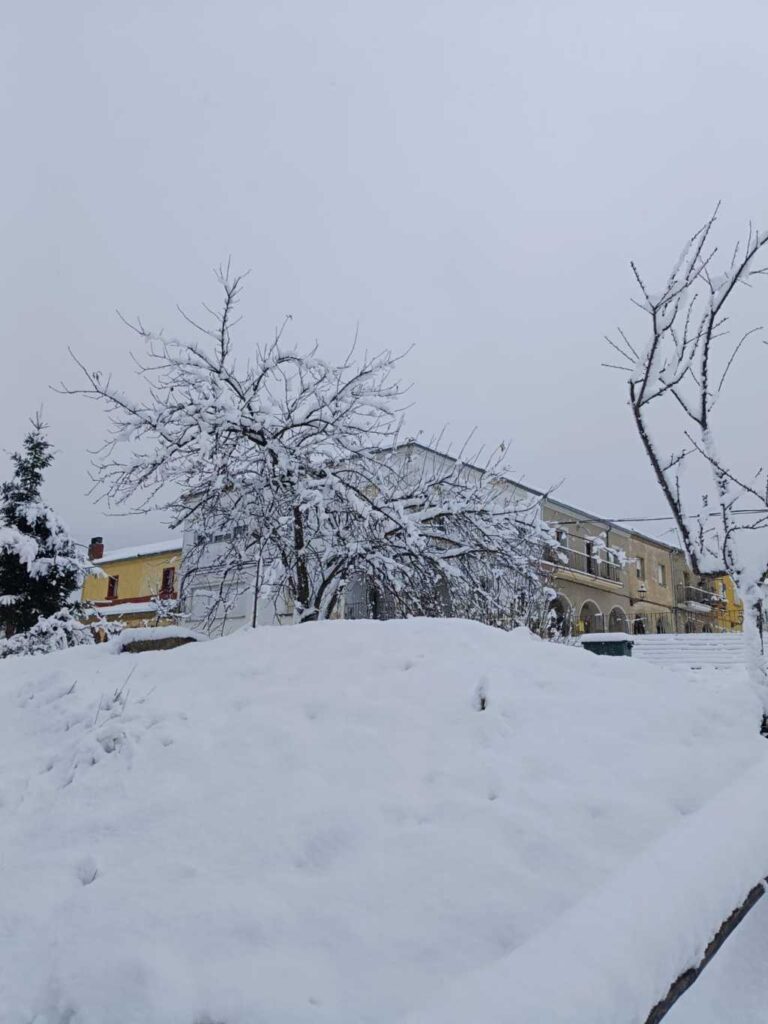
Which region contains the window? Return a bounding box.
[585,541,597,576]
[636,557,646,581]
[657,563,667,587]
[106,575,119,599]
[599,549,621,583]
[160,567,176,597]
[191,587,214,620]
[554,530,568,565]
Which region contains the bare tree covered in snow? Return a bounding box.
[609,208,768,697]
[65,270,553,630]
[344,441,556,631]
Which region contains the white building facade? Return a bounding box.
[179,441,547,636]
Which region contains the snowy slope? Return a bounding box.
[0,619,764,1023]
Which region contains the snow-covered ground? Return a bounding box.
[0,619,765,1023]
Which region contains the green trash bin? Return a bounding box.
[580,632,634,657]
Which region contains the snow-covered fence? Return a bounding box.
[403,756,768,1024]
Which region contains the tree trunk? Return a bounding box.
[292,506,312,620]
[250,558,261,628]
[741,585,768,723]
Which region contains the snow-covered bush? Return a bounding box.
[147,591,181,626]
[0,608,117,659]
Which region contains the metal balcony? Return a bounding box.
[544,546,624,584]
[676,584,723,607]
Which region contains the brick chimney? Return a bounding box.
[88,536,104,560]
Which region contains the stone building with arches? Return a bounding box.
[175,437,742,637]
[541,498,740,636]
[542,498,633,636]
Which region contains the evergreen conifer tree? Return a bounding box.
[0,418,87,638]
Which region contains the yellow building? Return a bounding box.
[672,558,743,633]
[82,536,182,628]
[709,574,744,632]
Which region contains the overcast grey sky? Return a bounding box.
[2,0,767,551]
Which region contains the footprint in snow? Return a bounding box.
[75,855,99,886]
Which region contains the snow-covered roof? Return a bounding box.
[579,632,634,643]
[396,441,685,553]
[92,539,182,565]
[392,440,544,500]
[91,601,162,616]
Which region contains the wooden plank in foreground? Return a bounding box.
[644,877,768,1024]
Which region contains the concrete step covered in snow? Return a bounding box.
[632,633,745,670]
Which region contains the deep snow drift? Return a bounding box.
[0,619,764,1023]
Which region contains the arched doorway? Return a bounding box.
[608,606,628,633]
[547,595,572,637]
[579,600,603,634]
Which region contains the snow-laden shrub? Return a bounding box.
[0,608,121,659]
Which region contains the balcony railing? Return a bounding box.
[544,547,624,584]
[676,584,724,607]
